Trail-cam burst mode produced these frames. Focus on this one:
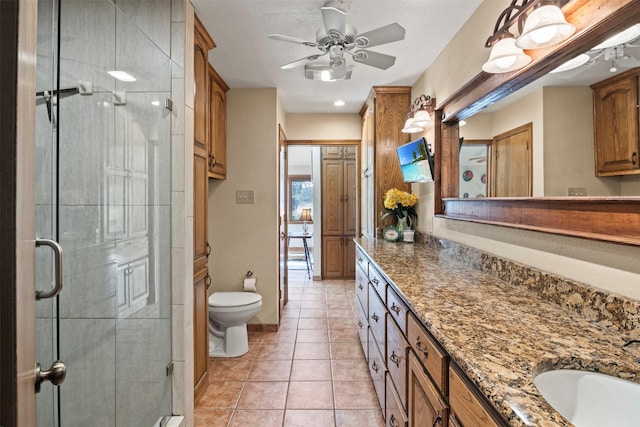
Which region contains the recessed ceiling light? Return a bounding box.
[107,71,136,82]
[334,100,345,107]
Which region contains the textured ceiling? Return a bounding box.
[191,0,483,113]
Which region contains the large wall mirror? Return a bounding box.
[436,0,640,246]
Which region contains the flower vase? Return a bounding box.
[396,216,409,240]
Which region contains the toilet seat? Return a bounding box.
[209,292,262,308]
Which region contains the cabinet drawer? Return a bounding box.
[368,329,386,416]
[368,265,387,302]
[408,351,448,427]
[450,366,501,427]
[368,285,386,352]
[355,246,368,276]
[387,286,408,334]
[355,301,368,361]
[407,314,448,394]
[355,265,368,315]
[386,374,408,427]
[386,314,409,411]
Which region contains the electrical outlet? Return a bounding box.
[236,190,254,204]
[568,187,587,196]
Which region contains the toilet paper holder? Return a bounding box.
[245,271,253,278]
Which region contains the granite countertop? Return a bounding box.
[355,237,640,427]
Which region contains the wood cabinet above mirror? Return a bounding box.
[435,0,640,246]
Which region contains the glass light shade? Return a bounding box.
[401,117,424,133]
[411,109,432,127]
[550,53,590,73]
[482,36,531,73]
[516,5,575,49]
[593,23,640,50]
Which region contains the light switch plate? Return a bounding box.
[236,190,254,204]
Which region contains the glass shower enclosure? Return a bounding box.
[35,0,173,425]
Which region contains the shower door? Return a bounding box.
[35,0,173,425]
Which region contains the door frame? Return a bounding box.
[285,139,361,280]
[2,0,38,424]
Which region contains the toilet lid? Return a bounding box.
[209,292,262,307]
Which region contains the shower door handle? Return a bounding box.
[35,360,66,393]
[35,238,63,300]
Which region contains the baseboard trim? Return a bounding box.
[247,324,277,332]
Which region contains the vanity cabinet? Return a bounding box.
[449,365,501,427]
[360,87,411,237]
[591,67,640,176]
[356,244,509,427]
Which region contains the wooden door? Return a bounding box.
[592,73,640,175]
[490,123,532,197]
[408,352,449,427]
[278,126,288,317]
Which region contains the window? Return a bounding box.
[288,175,313,222]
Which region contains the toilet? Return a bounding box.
[208,291,262,358]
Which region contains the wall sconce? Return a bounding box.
[401,94,434,134]
[482,0,575,74]
[299,208,312,235]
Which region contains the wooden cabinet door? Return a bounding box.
[344,160,357,235]
[194,16,213,151]
[592,73,640,176]
[449,366,501,427]
[322,160,344,235]
[208,64,228,179]
[343,237,356,279]
[408,351,448,427]
[193,266,209,404]
[194,147,209,273]
[322,236,343,279]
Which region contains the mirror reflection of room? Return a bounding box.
[458,22,640,198]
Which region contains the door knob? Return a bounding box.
[35,360,66,393]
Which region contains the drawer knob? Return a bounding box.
[390,303,401,314]
[358,283,364,290]
[371,360,380,373]
[390,351,401,368]
[415,338,429,358]
[371,313,380,322]
[358,256,363,262]
[372,277,379,285]
[357,320,363,328]
[389,414,399,427]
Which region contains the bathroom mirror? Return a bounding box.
[436,0,640,245]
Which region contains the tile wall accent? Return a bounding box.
[416,232,640,336]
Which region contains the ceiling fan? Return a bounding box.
[268,0,405,80]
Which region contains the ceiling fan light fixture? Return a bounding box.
[304,64,351,81]
[516,4,575,49]
[482,35,531,73]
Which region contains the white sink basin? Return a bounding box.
[534,369,640,427]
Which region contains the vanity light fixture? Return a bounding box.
[482,0,574,74]
[401,94,434,134]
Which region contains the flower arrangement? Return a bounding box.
[380,188,418,227]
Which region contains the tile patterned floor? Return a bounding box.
[194,269,385,427]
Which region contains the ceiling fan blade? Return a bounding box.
[321,4,346,37]
[351,50,396,70]
[280,53,324,70]
[354,23,406,49]
[268,34,318,48]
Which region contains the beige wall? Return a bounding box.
[208,88,280,325]
[285,113,361,140]
[410,0,640,300]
